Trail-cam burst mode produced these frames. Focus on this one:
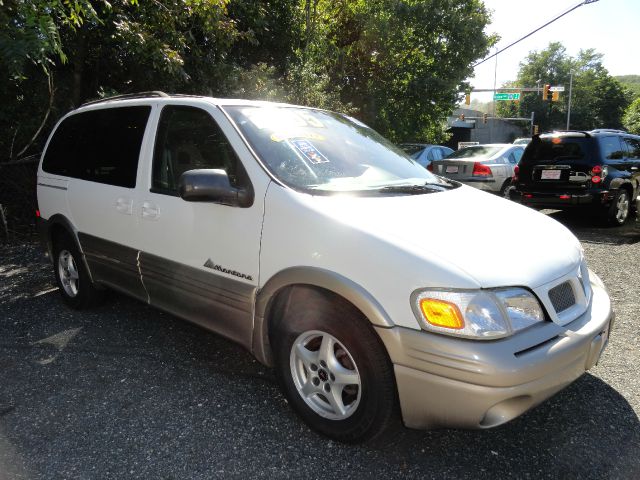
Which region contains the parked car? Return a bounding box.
[429,144,524,196]
[513,137,531,146]
[37,93,612,443]
[514,129,640,225]
[399,143,454,169]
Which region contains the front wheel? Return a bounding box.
[271,288,397,443]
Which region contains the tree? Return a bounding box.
[623,98,640,135]
[0,0,246,160]
[302,0,494,142]
[616,75,640,100]
[0,0,494,160]
[0,0,106,160]
[496,43,629,132]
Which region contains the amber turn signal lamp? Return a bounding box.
[420,298,465,329]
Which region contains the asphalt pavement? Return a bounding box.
[1,212,639,479]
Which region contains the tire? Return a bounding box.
[603,189,630,226]
[271,287,397,443]
[52,232,104,309]
[500,180,515,200]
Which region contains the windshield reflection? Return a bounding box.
[224,106,453,194]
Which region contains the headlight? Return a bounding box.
[413,288,546,339]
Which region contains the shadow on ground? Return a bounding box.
[543,208,640,246]
[1,284,639,479]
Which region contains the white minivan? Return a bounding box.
[37,92,613,443]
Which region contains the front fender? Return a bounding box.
[252,267,395,366]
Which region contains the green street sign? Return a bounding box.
[494,92,521,101]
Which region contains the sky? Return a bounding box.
[470,0,640,102]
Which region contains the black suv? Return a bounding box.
[513,130,640,225]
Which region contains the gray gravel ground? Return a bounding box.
[1,211,639,479]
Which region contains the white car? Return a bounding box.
[430,144,524,196]
[36,93,613,443]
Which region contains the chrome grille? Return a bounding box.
[549,281,576,313]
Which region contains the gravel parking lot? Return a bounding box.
[1,211,639,479]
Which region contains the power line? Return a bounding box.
[473,0,601,68]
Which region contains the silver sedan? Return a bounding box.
[429,144,524,196]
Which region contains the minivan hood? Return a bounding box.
[304,185,582,289]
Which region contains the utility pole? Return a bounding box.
[492,48,498,118]
[531,111,535,136]
[566,71,574,130]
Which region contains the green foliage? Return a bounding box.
[0,0,493,160]
[305,0,495,142]
[496,43,629,132]
[0,0,104,78]
[623,97,640,135]
[615,75,640,99]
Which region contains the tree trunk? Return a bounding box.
[72,32,87,107]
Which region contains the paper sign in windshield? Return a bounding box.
[290,139,330,164]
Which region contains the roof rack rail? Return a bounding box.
[544,130,592,137]
[81,91,169,107]
[589,129,628,134]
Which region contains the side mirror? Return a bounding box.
[178,169,253,207]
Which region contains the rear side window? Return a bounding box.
[623,137,640,159]
[510,149,524,163]
[42,106,151,188]
[599,136,625,160]
[521,138,589,164]
[428,148,444,161]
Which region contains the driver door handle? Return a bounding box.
[115,197,133,215]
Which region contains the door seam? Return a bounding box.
[137,250,151,304]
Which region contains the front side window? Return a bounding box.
[223,106,451,194]
[42,106,150,187]
[152,106,240,194]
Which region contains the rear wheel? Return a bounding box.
[603,189,630,226]
[271,288,397,443]
[500,179,515,199]
[52,232,104,309]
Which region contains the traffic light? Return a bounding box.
[465,93,471,105]
[542,84,552,101]
[533,124,539,135]
[552,91,560,102]
[483,113,488,124]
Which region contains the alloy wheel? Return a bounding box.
[616,191,629,224]
[289,330,361,420]
[57,249,79,297]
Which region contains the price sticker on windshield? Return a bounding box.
[290,139,330,164]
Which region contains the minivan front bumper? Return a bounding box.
[375,280,613,430]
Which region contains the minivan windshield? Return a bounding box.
[224,106,452,194]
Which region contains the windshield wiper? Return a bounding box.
[376,183,447,194]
